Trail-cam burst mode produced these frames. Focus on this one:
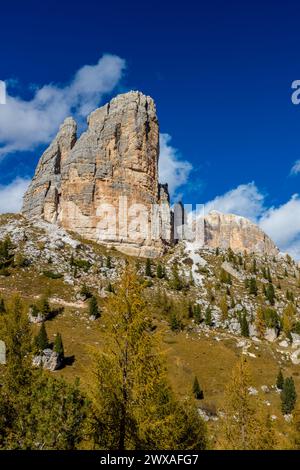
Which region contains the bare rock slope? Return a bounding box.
[203,211,278,256]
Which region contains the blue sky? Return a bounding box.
[1,0,300,256]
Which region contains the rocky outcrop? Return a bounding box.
[22,117,77,221]
[23,91,172,258]
[203,211,278,256]
[32,349,63,371]
[22,91,278,258]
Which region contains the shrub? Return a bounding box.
[193,376,204,400]
[72,258,91,272]
[43,270,63,279]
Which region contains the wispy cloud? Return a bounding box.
[204,182,266,221]
[0,177,31,213]
[159,133,192,199]
[290,159,300,175]
[259,194,300,256]
[0,54,126,158]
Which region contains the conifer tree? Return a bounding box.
[145,258,152,277]
[219,295,228,321]
[240,313,250,337]
[89,296,101,319]
[169,263,183,291]
[255,306,266,339]
[0,297,88,449]
[0,297,5,314]
[156,262,164,279]
[282,303,296,337]
[249,277,258,296]
[266,283,275,306]
[262,266,267,279]
[169,312,182,332]
[251,259,257,274]
[54,333,64,359]
[220,268,231,285]
[292,409,300,449]
[106,256,112,269]
[193,376,204,400]
[205,307,213,326]
[276,369,284,390]
[0,235,14,267]
[89,267,207,450]
[34,322,49,352]
[220,358,277,450]
[0,296,32,393]
[194,304,202,324]
[188,302,194,319]
[40,295,51,318]
[281,377,297,415]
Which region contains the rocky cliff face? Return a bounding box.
[22,91,278,258]
[22,91,172,258]
[203,211,278,255]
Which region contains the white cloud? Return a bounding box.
[259,195,300,252]
[204,182,265,221]
[0,177,31,213]
[159,133,192,199]
[0,54,126,157]
[290,159,300,175]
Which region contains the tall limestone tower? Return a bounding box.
[22,91,172,257]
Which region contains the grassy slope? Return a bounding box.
[1,215,300,445]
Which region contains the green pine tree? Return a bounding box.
[262,267,267,279]
[194,304,202,324]
[266,283,275,306]
[240,313,250,337]
[249,277,258,296]
[205,307,213,326]
[281,377,297,415]
[251,259,257,274]
[40,295,51,318]
[276,369,284,390]
[169,312,182,332]
[145,258,152,277]
[0,297,88,449]
[156,262,164,279]
[193,376,204,400]
[89,296,101,319]
[34,322,49,352]
[53,333,64,359]
[0,297,6,314]
[169,263,183,291]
